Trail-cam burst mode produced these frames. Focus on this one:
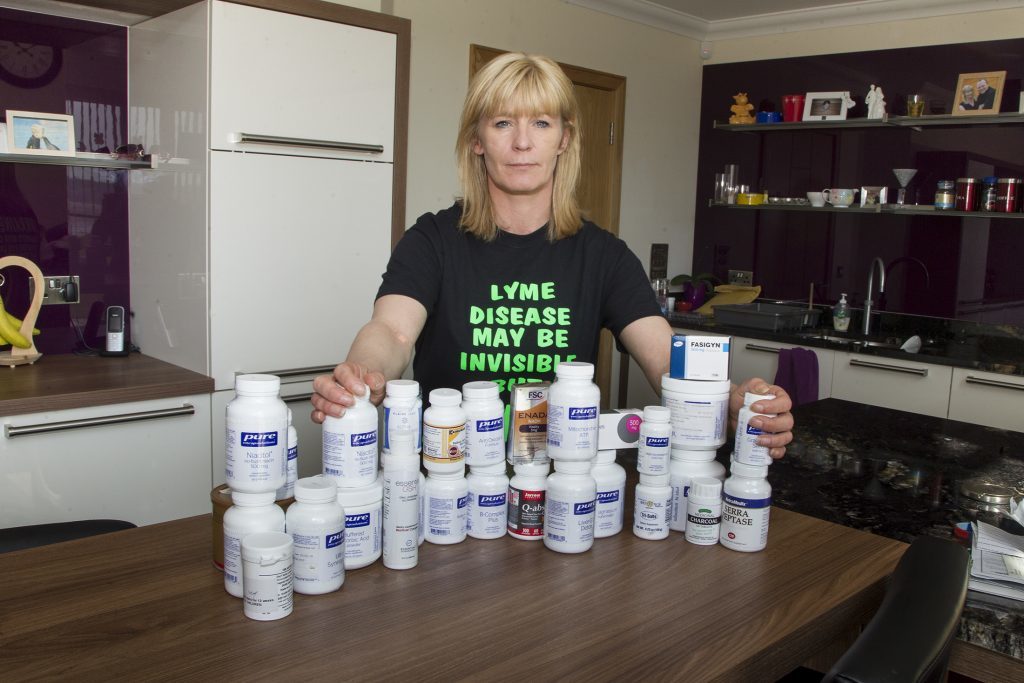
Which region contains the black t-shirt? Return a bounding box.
[376,202,661,402]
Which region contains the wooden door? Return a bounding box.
[469,46,626,408]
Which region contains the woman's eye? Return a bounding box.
[534,119,550,128]
[495,119,511,128]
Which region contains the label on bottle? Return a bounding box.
[225,417,285,490]
[595,488,624,536]
[634,491,671,536]
[507,486,545,537]
[427,493,468,539]
[344,510,381,565]
[721,494,771,550]
[467,417,505,465]
[663,395,727,446]
[422,421,466,465]
[544,496,595,546]
[467,490,507,537]
[684,502,722,545]
[291,528,344,588]
[547,404,598,454]
[384,404,422,452]
[323,428,378,484]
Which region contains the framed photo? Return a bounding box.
[952,71,1006,116]
[803,91,849,121]
[4,110,75,156]
[0,123,7,153]
[860,186,888,206]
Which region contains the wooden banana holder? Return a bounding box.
[0,255,44,367]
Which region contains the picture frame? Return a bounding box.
[952,70,1006,116]
[0,123,7,153]
[803,91,849,121]
[861,186,888,207]
[4,110,75,156]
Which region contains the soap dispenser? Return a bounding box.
[833,293,850,332]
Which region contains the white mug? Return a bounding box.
[806,191,826,207]
[822,188,857,208]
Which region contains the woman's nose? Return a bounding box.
[513,126,532,150]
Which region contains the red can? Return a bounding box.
[955,178,977,211]
[995,177,1021,212]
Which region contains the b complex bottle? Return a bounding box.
[544,460,597,553]
[286,476,345,594]
[733,392,777,467]
[422,388,466,474]
[591,450,626,538]
[507,461,549,541]
[381,432,421,569]
[685,477,723,546]
[276,409,299,501]
[335,474,383,569]
[462,381,505,468]
[637,405,671,475]
[633,473,671,540]
[721,460,772,552]
[225,374,288,493]
[223,490,285,597]
[669,450,726,533]
[424,467,469,544]
[323,386,379,487]
[466,461,508,539]
[546,362,599,461]
[383,379,421,453]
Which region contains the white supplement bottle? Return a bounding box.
[634,473,672,540]
[286,476,345,594]
[466,461,508,539]
[241,531,294,621]
[507,461,549,541]
[383,379,421,453]
[381,434,421,570]
[422,388,466,474]
[276,409,299,500]
[685,477,723,546]
[721,460,772,552]
[591,449,626,538]
[544,459,597,553]
[335,474,383,569]
[669,450,726,533]
[637,405,671,475]
[424,467,469,544]
[661,375,730,452]
[225,374,287,494]
[223,490,285,598]
[462,381,505,467]
[322,386,379,488]
[546,362,600,462]
[733,392,778,467]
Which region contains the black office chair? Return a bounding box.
[0,520,137,553]
[780,535,970,683]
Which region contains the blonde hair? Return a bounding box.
[456,52,582,241]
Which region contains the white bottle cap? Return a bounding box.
[241,531,292,564]
[661,375,732,394]
[594,449,616,465]
[354,386,371,403]
[513,461,550,477]
[335,474,384,507]
[744,391,776,407]
[730,459,770,478]
[235,373,281,396]
[670,448,717,462]
[386,379,420,397]
[389,429,417,456]
[553,459,593,474]
[554,361,594,379]
[294,476,337,503]
[287,408,293,425]
[691,477,722,500]
[462,380,499,399]
[382,452,420,472]
[639,472,670,487]
[469,461,507,476]
[428,388,462,407]
[643,405,671,422]
[427,468,466,480]
[231,490,276,506]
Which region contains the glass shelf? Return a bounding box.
[0,151,154,170]
[709,201,1024,219]
[713,111,1024,132]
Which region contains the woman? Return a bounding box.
[958,84,977,111]
[311,52,793,457]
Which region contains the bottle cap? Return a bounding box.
[553,459,593,474]
[513,460,550,477]
[241,531,292,564]
[554,361,595,379]
[671,448,717,462]
[730,459,769,478]
[235,373,281,396]
[691,477,722,500]
[462,380,499,399]
[429,388,462,407]
[639,472,670,487]
[744,391,776,407]
[643,405,671,422]
[427,467,466,480]
[287,408,293,425]
[469,461,507,476]
[231,490,276,506]
[294,475,338,503]
[354,385,371,403]
[335,474,384,507]
[594,449,617,465]
[386,379,420,398]
[661,375,731,394]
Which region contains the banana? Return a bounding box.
[0,297,31,348]
[4,311,40,335]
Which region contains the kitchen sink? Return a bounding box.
[795,332,901,350]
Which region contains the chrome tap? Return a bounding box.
[863,257,886,335]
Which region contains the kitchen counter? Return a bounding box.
[0,353,213,417]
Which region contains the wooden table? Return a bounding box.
[0,509,905,681]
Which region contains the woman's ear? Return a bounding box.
[558,125,570,154]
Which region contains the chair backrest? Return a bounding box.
[823,535,969,683]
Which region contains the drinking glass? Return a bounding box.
[907,94,926,117]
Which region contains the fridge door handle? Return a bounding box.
[228,132,384,155]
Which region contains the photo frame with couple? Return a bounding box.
[952,71,1006,116]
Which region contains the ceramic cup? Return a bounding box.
[756,111,782,123]
[822,188,857,207]
[806,191,826,207]
[782,94,805,122]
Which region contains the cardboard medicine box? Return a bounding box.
[598,409,643,450]
[669,334,730,380]
[506,381,550,466]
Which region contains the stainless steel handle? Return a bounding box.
[5,404,195,438]
[244,365,337,379]
[965,375,1024,392]
[230,133,384,155]
[849,358,928,376]
[283,393,314,404]
[745,343,781,354]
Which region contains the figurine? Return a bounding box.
[865,84,887,119]
[843,92,856,111]
[729,93,755,124]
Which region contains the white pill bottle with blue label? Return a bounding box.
[322,386,379,487]
[225,374,288,493]
[720,460,771,552]
[733,392,777,467]
[383,379,422,454]
[544,460,597,553]
[462,381,505,467]
[546,362,600,462]
[637,405,671,475]
[286,476,345,594]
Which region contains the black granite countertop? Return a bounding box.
[727,398,1024,661]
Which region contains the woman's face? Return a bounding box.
[963,85,975,101]
[472,112,569,200]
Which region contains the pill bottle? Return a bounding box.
[223,490,285,597]
[733,392,777,467]
[225,374,288,493]
[383,379,422,453]
[424,467,469,544]
[637,405,671,475]
[591,449,626,538]
[981,176,998,212]
[286,476,344,594]
[462,381,505,468]
[276,409,299,500]
[721,460,772,552]
[389,429,426,549]
[466,461,508,539]
[335,474,383,569]
[546,362,600,461]
[660,375,730,451]
[669,450,726,532]
[934,180,955,209]
[633,473,671,540]
[507,460,549,540]
[422,388,466,474]
[241,531,294,621]
[381,439,421,570]
[685,477,723,546]
[544,459,596,553]
[323,386,379,488]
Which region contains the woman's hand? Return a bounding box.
[310,361,386,424]
[729,378,794,459]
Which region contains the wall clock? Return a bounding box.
[0,40,63,88]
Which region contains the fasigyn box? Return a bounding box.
[506,381,551,466]
[669,334,731,380]
[598,409,643,450]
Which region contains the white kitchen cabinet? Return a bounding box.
[728,335,834,399]
[831,352,952,417]
[1,396,211,527]
[948,368,1024,432]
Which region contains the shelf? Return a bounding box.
[713,111,1024,132]
[709,202,1024,219]
[0,151,155,170]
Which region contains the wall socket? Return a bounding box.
[729,269,754,286]
[29,275,80,305]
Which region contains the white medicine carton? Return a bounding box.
[669,334,731,380]
[598,409,643,450]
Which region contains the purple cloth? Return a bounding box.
[774,347,819,406]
